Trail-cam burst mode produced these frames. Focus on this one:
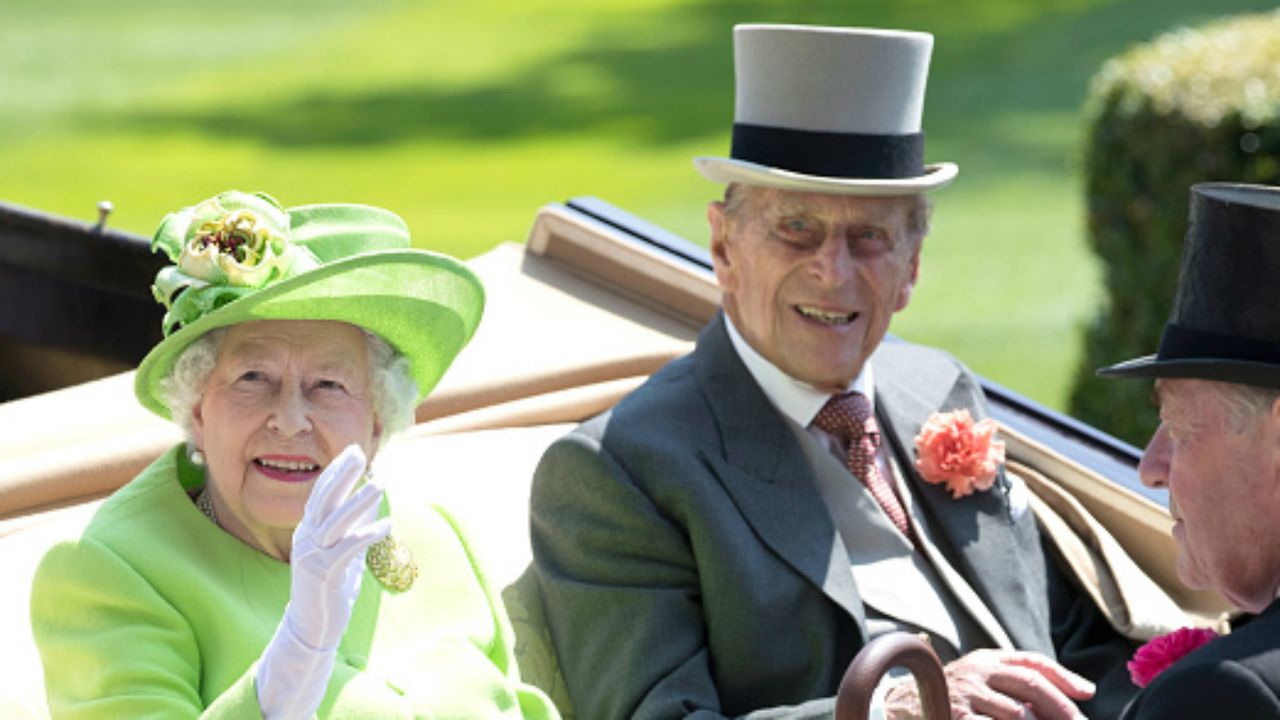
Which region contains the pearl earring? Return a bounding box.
[190,449,205,466]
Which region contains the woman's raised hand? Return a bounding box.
[287,444,391,650]
[257,444,391,719]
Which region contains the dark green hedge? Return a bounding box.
[1069,9,1280,447]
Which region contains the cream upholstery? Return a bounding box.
[1,502,103,719]
[376,424,579,715]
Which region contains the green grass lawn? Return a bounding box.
[3,0,1275,410]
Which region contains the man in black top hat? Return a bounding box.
[1101,183,1280,718]
[532,23,1137,719]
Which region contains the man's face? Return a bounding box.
[708,186,921,393]
[1139,378,1280,611]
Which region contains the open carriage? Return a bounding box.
[0,197,1233,717]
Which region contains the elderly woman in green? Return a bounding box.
[30,191,558,719]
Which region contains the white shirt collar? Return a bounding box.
[724,314,875,428]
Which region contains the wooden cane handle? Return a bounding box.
[834,632,950,720]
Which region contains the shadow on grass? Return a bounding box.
[100,0,1275,172]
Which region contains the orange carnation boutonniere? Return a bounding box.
[913,409,1006,498]
[1127,626,1219,688]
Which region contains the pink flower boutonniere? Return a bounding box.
[913,409,1006,498]
[1127,626,1220,688]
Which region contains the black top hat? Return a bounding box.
[1099,183,1280,389]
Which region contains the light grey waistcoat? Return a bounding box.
[786,419,1014,662]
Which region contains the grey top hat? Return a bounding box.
[1099,183,1280,389]
[694,24,958,196]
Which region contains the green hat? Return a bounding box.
[134,190,484,419]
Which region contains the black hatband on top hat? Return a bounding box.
[730,124,925,180]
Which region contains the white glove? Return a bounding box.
[257,444,391,720]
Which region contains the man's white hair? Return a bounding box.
[1210,380,1280,432]
[157,326,418,450]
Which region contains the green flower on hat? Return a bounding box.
[150,191,320,336]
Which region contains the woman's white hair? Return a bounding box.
[158,326,419,450]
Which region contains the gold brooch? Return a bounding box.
[366,533,417,593]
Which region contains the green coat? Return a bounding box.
[31,445,558,719]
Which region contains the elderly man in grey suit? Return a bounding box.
[532,24,1134,719]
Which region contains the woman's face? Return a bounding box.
[191,320,381,558]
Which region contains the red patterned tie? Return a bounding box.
[812,392,915,541]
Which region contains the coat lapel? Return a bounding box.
[872,341,1052,652]
[892,459,1016,650]
[694,315,866,629]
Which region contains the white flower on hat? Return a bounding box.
[177,196,294,287]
